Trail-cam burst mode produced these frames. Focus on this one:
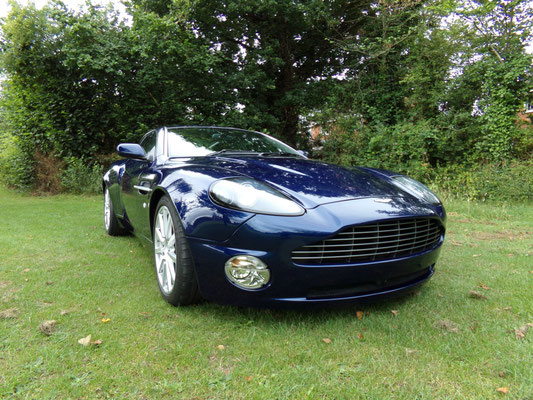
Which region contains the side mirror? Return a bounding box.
[117,143,147,160]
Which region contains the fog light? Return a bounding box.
[224,255,270,289]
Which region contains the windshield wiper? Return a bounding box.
[208,149,261,156]
[259,151,303,158]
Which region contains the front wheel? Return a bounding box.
[153,196,201,306]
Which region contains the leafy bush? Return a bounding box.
[433,161,533,202]
[0,133,34,190]
[60,157,102,195]
[320,121,444,181]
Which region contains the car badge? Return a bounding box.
[374,198,392,203]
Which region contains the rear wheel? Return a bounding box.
[104,187,128,236]
[153,196,201,306]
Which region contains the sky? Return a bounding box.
[0,0,126,19]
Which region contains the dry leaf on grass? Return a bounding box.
[357,332,364,340]
[469,290,487,300]
[78,334,103,347]
[514,323,533,339]
[101,318,111,323]
[322,338,332,344]
[434,319,459,334]
[217,344,225,350]
[479,283,491,290]
[78,334,92,346]
[60,310,69,316]
[38,320,56,336]
[0,308,19,319]
[496,387,509,395]
[502,306,512,311]
[472,254,481,258]
[22,268,30,273]
[245,376,253,382]
[391,310,399,317]
[356,311,364,320]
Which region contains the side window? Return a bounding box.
[140,130,157,161]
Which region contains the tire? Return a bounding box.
[153,196,201,306]
[104,186,128,236]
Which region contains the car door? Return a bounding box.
[121,130,160,241]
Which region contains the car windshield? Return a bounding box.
[166,127,301,158]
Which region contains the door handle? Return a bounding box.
[134,185,152,193]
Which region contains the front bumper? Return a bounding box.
[188,197,445,307]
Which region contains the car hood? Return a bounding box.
[188,156,409,209]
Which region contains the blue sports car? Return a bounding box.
[103,126,446,307]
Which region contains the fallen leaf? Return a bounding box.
[496,387,509,395]
[356,311,364,320]
[514,323,533,339]
[78,334,92,347]
[450,240,463,246]
[217,344,225,350]
[469,290,487,300]
[357,332,364,340]
[514,329,525,339]
[22,268,30,273]
[45,281,54,286]
[38,320,56,336]
[245,376,253,382]
[0,308,19,319]
[60,310,69,316]
[502,306,512,311]
[322,338,332,344]
[507,254,514,257]
[391,310,399,317]
[101,318,111,323]
[434,319,459,334]
[92,339,103,346]
[479,283,491,290]
[499,371,505,378]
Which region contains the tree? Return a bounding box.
[132,0,375,145]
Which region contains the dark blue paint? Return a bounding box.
[104,127,446,306]
[116,143,147,160]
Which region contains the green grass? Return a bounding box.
[0,188,531,399]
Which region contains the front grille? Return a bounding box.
[292,218,443,265]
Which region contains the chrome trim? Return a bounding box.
[134,185,152,193]
[292,218,443,265]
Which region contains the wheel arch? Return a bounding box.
[149,187,173,239]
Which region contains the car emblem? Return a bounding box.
[374,198,392,203]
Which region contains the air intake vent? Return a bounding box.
[292,218,443,265]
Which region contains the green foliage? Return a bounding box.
[0,132,34,190]
[0,0,532,198]
[60,157,103,195]
[321,121,448,180]
[433,161,533,202]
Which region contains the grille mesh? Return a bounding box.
[292,218,443,265]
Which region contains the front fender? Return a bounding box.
[156,166,254,242]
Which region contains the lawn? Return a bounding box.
[0,188,531,399]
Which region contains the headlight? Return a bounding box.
[392,176,441,205]
[209,177,305,216]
